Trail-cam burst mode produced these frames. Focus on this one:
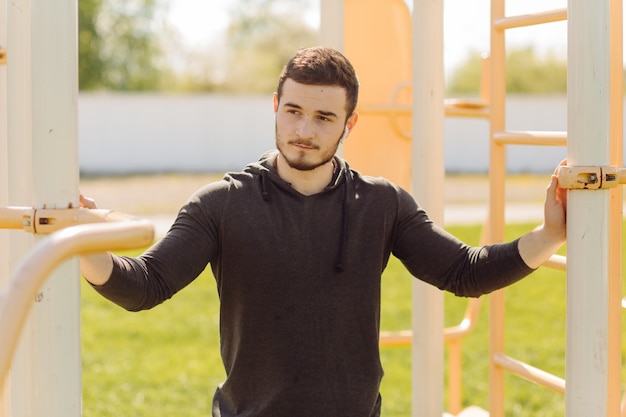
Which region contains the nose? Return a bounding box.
[295,117,315,139]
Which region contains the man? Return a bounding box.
[80,46,567,417]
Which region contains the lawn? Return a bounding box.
[81,222,625,417]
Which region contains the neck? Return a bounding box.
[276,155,335,196]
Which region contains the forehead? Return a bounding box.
[280,79,348,118]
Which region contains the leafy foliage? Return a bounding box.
[447,47,568,94]
[221,0,318,93]
[78,0,173,90]
[78,0,316,92]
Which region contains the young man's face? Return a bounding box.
[273,79,357,171]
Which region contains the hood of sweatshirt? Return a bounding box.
[240,150,353,272]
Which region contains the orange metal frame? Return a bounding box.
[377,1,624,416]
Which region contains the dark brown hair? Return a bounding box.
[276,46,359,120]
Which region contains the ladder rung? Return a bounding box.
[493,130,567,146]
[493,353,566,394]
[544,254,566,271]
[444,99,490,119]
[493,8,568,30]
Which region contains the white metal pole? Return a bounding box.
[566,0,612,415]
[0,0,9,413]
[5,0,35,414]
[319,0,344,51]
[29,0,81,416]
[411,1,445,416]
[320,0,343,160]
[0,0,8,281]
[4,0,80,415]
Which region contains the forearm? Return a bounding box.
[80,252,114,286]
[518,224,565,269]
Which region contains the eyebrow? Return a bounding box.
[283,102,339,119]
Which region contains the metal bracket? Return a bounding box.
[0,206,145,234]
[556,165,626,189]
[0,47,6,65]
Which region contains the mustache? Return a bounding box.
[288,139,319,149]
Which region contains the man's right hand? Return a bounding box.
[79,192,97,209]
[78,192,114,286]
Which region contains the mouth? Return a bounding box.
[290,141,318,150]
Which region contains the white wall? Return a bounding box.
[79,93,571,175]
[79,93,275,174]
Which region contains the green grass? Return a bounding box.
[81,222,626,417]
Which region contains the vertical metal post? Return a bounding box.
[488,0,507,415]
[320,0,344,158]
[320,0,344,51]
[566,0,612,415]
[607,1,623,415]
[0,0,9,411]
[4,0,81,416]
[411,1,445,416]
[30,0,81,415]
[0,0,8,276]
[6,1,35,415]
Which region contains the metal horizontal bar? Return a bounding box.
[0,212,155,388]
[493,130,567,146]
[544,254,566,271]
[493,353,566,394]
[0,207,34,230]
[360,101,491,120]
[444,99,490,119]
[493,8,567,31]
[0,206,140,234]
[379,330,412,347]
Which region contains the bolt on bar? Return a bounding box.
[557,165,626,189]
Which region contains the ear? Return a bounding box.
[273,93,279,113]
[345,112,359,134]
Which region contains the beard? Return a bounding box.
[275,125,342,171]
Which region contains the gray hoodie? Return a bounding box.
[93,150,532,417]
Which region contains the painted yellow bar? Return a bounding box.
[444,100,490,119]
[493,353,566,394]
[0,206,141,234]
[493,8,567,31]
[493,130,567,146]
[544,254,567,271]
[0,213,154,390]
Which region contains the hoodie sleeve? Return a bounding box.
[391,187,533,297]
[90,180,228,311]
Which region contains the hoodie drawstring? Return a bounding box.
[260,174,270,202]
[334,170,351,273]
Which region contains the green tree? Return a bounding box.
[78,0,172,90]
[447,46,568,95]
[222,0,318,94]
[445,50,485,94]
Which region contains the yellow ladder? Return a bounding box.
[487,4,567,416]
[487,1,623,416]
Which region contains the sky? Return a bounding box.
[165,0,569,74]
